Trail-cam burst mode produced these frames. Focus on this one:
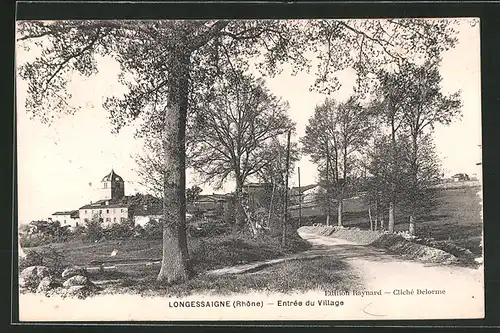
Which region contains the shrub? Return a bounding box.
[103,222,134,240]
[19,220,71,247]
[187,219,231,238]
[143,218,163,239]
[19,246,65,275]
[84,218,104,242]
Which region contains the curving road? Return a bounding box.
[297,230,484,318]
[298,231,484,291]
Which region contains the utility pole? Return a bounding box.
[282,130,291,248]
[325,139,331,226]
[298,166,302,228]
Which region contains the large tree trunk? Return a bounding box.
[157,53,192,284]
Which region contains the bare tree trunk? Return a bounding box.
[158,53,191,284]
[235,177,245,229]
[282,130,291,247]
[408,131,419,237]
[368,204,373,231]
[325,139,331,226]
[298,167,302,229]
[380,210,385,230]
[409,215,416,235]
[388,201,395,233]
[337,198,343,226]
[267,180,276,230]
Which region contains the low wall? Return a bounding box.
[299,225,383,245]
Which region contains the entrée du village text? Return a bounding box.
[167,288,447,308]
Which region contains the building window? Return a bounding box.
[113,217,116,222]
[84,219,88,223]
[84,210,87,214]
[120,217,126,222]
[106,218,111,222]
[121,209,125,213]
[106,209,109,214]
[104,182,107,189]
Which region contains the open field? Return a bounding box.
[24,232,310,273]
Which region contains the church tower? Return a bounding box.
[100,169,125,202]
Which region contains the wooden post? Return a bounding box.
[282,130,291,248]
[325,140,331,226]
[267,179,276,230]
[298,166,302,228]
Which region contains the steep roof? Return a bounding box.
[79,203,129,210]
[291,184,318,193]
[196,194,229,203]
[101,169,124,183]
[52,211,74,216]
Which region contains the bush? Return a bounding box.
[84,218,104,242]
[19,220,71,247]
[143,218,163,239]
[19,246,65,275]
[187,219,231,238]
[103,222,134,240]
[19,234,55,248]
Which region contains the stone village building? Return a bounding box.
[78,169,129,228]
[50,169,162,229]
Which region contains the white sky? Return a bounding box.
[16,20,481,223]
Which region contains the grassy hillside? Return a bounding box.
[295,186,483,255]
[394,186,483,255]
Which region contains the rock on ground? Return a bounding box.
[62,266,88,279]
[63,275,92,287]
[20,266,51,290]
[36,276,61,294]
[65,284,101,299]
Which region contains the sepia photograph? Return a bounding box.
[15,18,483,321]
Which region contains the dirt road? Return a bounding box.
[298,231,484,295]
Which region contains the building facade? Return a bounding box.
[49,210,79,229]
[78,169,129,227]
[79,201,129,227]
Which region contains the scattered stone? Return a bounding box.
[62,266,87,279]
[65,284,100,299]
[63,275,91,287]
[20,266,51,289]
[36,276,61,294]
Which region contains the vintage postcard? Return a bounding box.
[15,18,483,321]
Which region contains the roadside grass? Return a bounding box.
[99,255,360,297]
